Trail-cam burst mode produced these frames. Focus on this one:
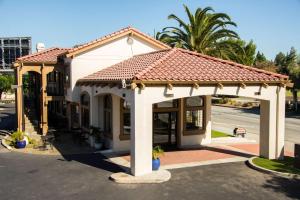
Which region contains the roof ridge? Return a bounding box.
[17,47,69,61]
[134,48,176,80]
[133,48,171,58]
[67,26,169,55]
[17,47,57,61]
[176,48,288,80]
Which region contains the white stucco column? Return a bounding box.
[275,86,286,159]
[90,95,99,127]
[260,86,286,160]
[130,89,152,176]
[260,99,277,159]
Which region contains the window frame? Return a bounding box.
[119,99,131,140]
[183,96,206,135]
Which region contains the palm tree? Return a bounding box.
[156,5,240,59]
[226,39,257,66]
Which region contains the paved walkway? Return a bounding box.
[108,142,293,170]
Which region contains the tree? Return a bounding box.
[0,75,14,100]
[285,47,300,111]
[254,51,267,64]
[226,39,256,66]
[274,52,286,67]
[156,5,239,59]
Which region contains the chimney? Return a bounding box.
[36,43,45,52]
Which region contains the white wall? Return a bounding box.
[66,35,161,102]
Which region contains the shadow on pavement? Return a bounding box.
[263,176,300,199]
[58,153,127,174]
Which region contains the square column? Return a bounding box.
[260,86,285,160]
[41,70,48,135]
[275,86,286,158]
[16,68,23,131]
[130,90,152,176]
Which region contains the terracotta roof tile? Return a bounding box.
[80,48,288,83]
[17,47,69,63]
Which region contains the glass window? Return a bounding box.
[184,96,205,133]
[104,95,112,134]
[154,99,178,108]
[121,99,131,135]
[81,93,90,128]
[186,96,203,107]
[185,110,203,130]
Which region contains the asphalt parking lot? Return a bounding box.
[0,151,299,200]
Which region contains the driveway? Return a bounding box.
[212,105,300,152]
[0,152,299,200]
[0,103,15,130]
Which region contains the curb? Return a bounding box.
[1,135,12,150]
[247,157,300,179]
[110,169,171,184]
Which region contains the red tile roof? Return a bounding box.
[17,47,69,63]
[66,26,169,56]
[79,48,288,83]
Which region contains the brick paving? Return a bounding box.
[119,143,293,167]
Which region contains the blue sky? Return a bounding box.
[0,0,299,59]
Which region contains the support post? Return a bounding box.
[41,68,48,135]
[130,89,152,176]
[16,67,23,131]
[276,86,286,159]
[259,99,277,159]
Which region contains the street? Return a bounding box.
[212,105,300,152]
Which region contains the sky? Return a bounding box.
[0,0,299,59]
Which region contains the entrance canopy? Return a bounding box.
[77,47,289,88]
[77,47,290,176]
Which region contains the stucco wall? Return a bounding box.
[65,35,161,102]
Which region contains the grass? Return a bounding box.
[252,157,300,175]
[211,130,232,138]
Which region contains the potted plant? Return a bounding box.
[94,128,103,150]
[152,146,164,170]
[11,131,26,149]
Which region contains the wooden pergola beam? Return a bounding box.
[193,83,199,89]
[240,82,246,89]
[139,83,146,90]
[217,83,223,89]
[167,83,173,90]
[262,83,269,88]
[131,83,137,90]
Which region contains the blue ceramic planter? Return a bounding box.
[15,140,26,149]
[152,158,160,170]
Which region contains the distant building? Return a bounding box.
[0,37,31,73]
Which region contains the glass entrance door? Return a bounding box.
[153,112,177,146]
